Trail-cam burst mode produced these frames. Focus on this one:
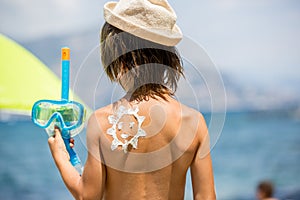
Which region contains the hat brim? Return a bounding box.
[104,2,182,46]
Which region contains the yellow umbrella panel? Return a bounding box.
[0,34,91,116]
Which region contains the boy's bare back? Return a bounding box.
[88,95,215,200]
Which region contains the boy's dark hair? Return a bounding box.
[257,181,274,198]
[100,22,183,102]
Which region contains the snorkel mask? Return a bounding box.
[31,48,85,173]
[32,100,85,137]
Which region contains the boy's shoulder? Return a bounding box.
[177,101,204,120]
[88,104,113,127]
[177,102,207,136]
[92,104,113,122]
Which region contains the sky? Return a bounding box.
[1,0,300,89]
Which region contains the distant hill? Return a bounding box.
[21,29,300,113]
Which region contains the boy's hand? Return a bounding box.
[48,127,73,164]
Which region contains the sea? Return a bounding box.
[0,110,299,200]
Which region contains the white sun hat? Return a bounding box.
[103,0,183,46]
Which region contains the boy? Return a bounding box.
[48,0,216,199]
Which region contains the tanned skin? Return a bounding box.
[48,94,216,200]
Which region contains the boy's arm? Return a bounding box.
[190,114,216,200]
[48,113,105,200]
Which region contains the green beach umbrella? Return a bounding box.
[0,33,91,116]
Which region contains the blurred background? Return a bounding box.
[1,0,299,199]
